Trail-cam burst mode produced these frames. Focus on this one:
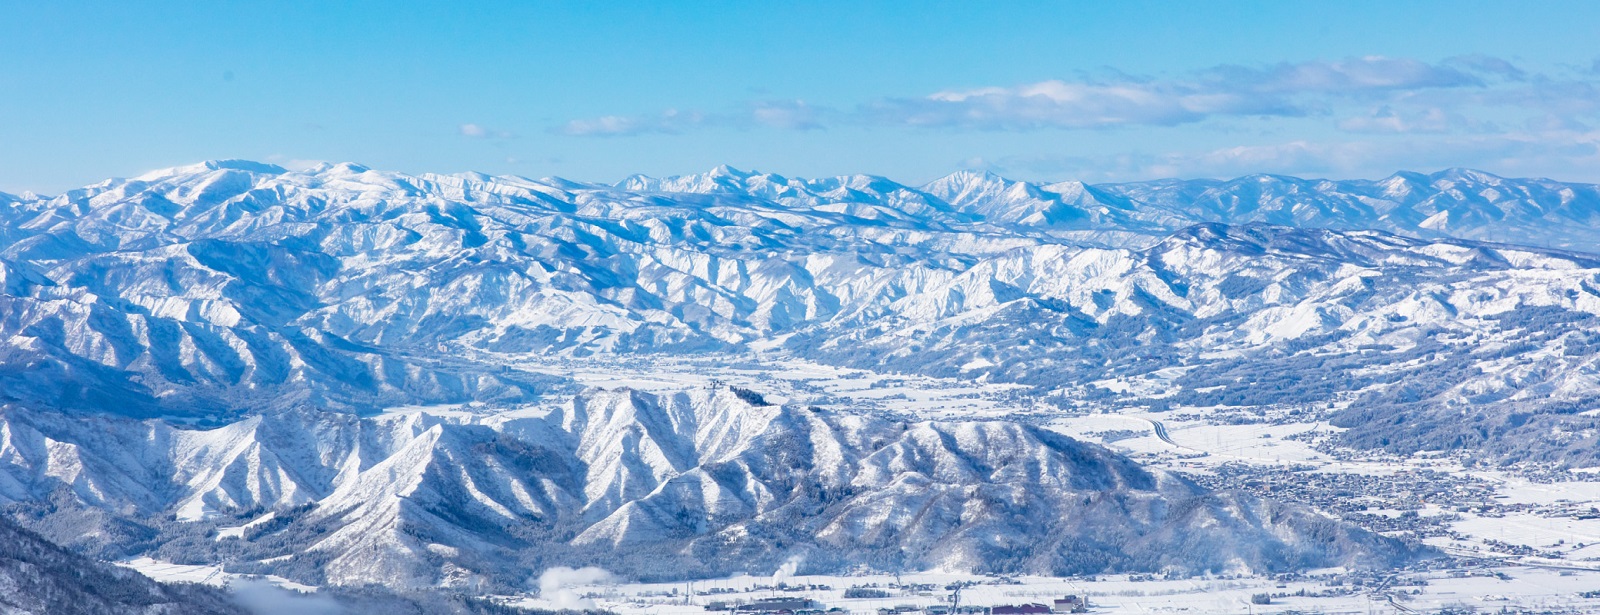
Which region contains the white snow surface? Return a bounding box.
[0,387,1410,588]
[3,161,1600,434]
[7,161,1600,592]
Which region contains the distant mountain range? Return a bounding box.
[5,160,1600,586]
[624,164,1600,249]
[0,162,1595,455]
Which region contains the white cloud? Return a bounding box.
[556,103,822,137]
[231,580,343,615]
[556,109,706,137]
[1228,56,1481,93]
[872,80,1280,129]
[559,115,642,136]
[459,123,514,138]
[977,129,1600,182]
[771,554,803,581]
[547,53,1600,183]
[263,155,328,171]
[866,56,1487,130]
[1443,54,1528,81]
[557,56,1520,135]
[535,566,615,610]
[750,100,824,130]
[1337,106,1457,134]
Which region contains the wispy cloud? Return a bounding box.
[549,55,1600,181]
[1443,54,1528,81]
[556,56,1522,135]
[1336,106,1460,134]
[1228,56,1482,92]
[866,56,1485,130]
[536,566,615,610]
[556,110,707,137]
[231,580,342,615]
[863,79,1293,129]
[749,100,825,130]
[555,102,825,137]
[973,128,1600,181]
[263,155,328,171]
[459,123,515,139]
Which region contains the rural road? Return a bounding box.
[1149,419,1178,446]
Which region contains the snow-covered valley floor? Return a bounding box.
[123,557,1600,614]
[496,567,1600,615]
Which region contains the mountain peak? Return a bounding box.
[4,158,1595,591]
[924,169,1005,189]
[1431,167,1505,183]
[133,159,288,182]
[920,169,1015,200]
[707,164,755,179]
[304,161,374,175]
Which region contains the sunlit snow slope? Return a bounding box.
[1,161,1596,462]
[0,388,1419,588]
[5,160,1599,587]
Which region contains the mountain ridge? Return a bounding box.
[6,160,1600,589]
[2,161,1599,464]
[11,162,1600,249]
[0,387,1425,588]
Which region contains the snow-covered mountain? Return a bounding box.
[920,167,1600,249]
[1104,169,1600,249]
[2,161,1597,461]
[0,387,1419,588]
[7,160,1600,587]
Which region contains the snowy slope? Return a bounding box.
[3,161,1600,454]
[1098,168,1600,248]
[0,388,1420,588]
[0,514,245,615]
[6,160,1600,588]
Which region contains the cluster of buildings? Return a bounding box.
[711,597,831,615]
[877,596,1086,615]
[708,593,1089,615]
[1015,596,1088,614]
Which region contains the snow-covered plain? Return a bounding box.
[1046,401,1600,565]
[496,567,1600,615]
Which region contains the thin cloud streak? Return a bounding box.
[555,101,825,136]
[548,55,1600,182]
[866,56,1486,130]
[1336,106,1460,134]
[558,56,1517,134]
[556,110,707,137]
[972,129,1600,182]
[459,123,516,139]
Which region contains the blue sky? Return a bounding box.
[4,1,1600,192]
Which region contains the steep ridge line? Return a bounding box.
[0,386,1427,588]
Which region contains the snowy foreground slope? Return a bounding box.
[0,513,244,614]
[3,160,1600,588]
[0,388,1419,588]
